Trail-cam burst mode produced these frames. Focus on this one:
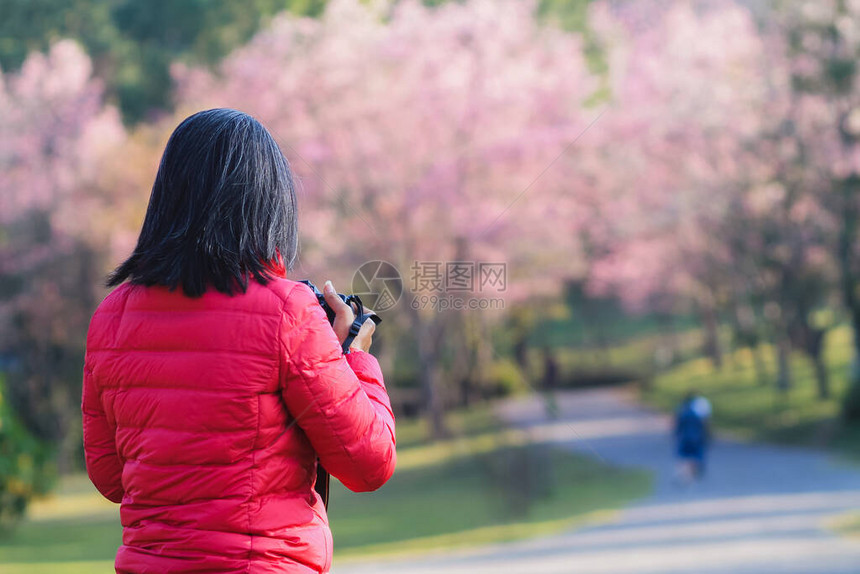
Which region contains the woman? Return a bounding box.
[82,108,397,573]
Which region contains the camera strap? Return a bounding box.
[342,312,382,353]
[315,464,330,510]
[340,294,381,353]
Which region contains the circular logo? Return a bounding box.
[352,261,403,312]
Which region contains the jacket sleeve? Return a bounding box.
[280,284,396,492]
[82,363,124,503]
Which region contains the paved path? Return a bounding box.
[334,388,860,573]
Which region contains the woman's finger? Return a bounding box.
[323,280,354,344]
[349,318,376,353]
[322,281,351,314]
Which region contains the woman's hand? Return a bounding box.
[322,280,376,352]
[323,281,355,345]
[348,316,376,353]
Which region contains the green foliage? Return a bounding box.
[644,325,859,453]
[0,376,55,532]
[0,0,325,123]
[825,57,857,93]
[536,0,608,102]
[0,0,114,71]
[537,0,591,32]
[486,358,529,397]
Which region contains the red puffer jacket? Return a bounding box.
[82,277,397,573]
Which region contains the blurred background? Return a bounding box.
[1,0,860,572]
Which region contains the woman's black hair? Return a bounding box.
[108,108,298,297]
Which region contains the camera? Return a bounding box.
[299,280,381,353]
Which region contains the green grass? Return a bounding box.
[0,475,120,573]
[642,325,860,454]
[0,410,649,572]
[393,403,501,449]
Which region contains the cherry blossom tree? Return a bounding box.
[778,0,860,414]
[584,0,838,398]
[174,0,599,436]
[0,40,126,461]
[584,0,769,361]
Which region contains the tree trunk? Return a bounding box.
[474,317,494,399]
[811,350,830,400]
[450,313,472,408]
[542,349,559,391]
[509,306,536,378]
[775,337,792,394]
[800,327,830,400]
[753,344,770,386]
[701,304,723,370]
[655,312,678,370]
[414,314,448,439]
[513,335,529,373]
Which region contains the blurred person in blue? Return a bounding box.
[673,391,712,484]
